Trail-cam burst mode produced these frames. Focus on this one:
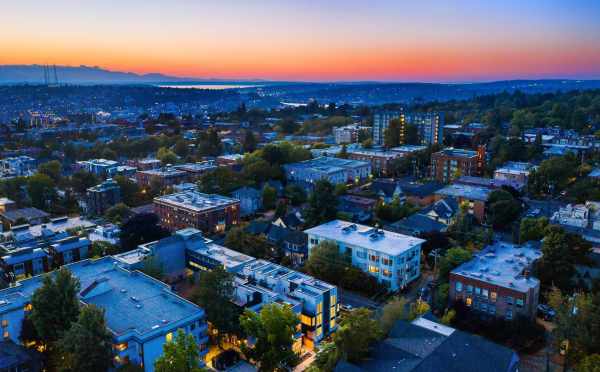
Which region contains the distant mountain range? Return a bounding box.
[0,65,210,84]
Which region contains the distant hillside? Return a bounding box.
[0,65,195,84]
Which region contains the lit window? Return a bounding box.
[368,266,379,274]
[482,289,489,298]
[490,292,497,302]
[165,332,173,342]
[1,320,7,327]
[114,342,128,352]
[3,331,8,339]
[465,297,472,306]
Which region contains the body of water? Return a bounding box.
[157,83,262,90]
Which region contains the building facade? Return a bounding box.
[449,242,542,320]
[153,191,240,234]
[304,220,424,291]
[373,110,444,146]
[135,167,189,188]
[86,178,121,216]
[431,147,485,183]
[284,157,371,187]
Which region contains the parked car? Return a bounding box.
[537,304,556,321]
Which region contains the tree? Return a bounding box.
[374,198,417,222]
[577,354,600,372]
[30,268,80,347]
[334,308,383,363]
[304,241,347,284]
[154,329,205,372]
[38,160,62,183]
[438,248,472,281]
[486,189,522,229]
[104,203,132,224]
[519,217,548,243]
[277,118,299,134]
[120,213,169,252]
[157,147,178,165]
[224,227,270,258]
[379,297,409,334]
[243,129,257,153]
[69,170,99,194]
[284,185,306,206]
[334,183,347,196]
[174,139,190,158]
[59,305,113,372]
[240,303,300,372]
[262,185,277,210]
[114,175,145,206]
[306,180,337,226]
[190,266,241,342]
[197,128,222,156]
[538,226,582,291]
[383,118,402,148]
[198,167,244,194]
[404,123,419,145]
[27,173,56,210]
[338,144,348,159]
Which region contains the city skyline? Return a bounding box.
[2,0,600,82]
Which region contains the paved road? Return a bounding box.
[339,289,380,309]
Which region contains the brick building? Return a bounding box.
[86,178,121,216]
[153,191,240,234]
[431,147,485,183]
[449,242,542,321]
[135,167,189,188]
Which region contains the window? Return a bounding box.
[3,331,8,339]
[466,285,473,293]
[316,314,323,326]
[382,269,392,277]
[317,303,323,314]
[114,342,128,352]
[481,289,489,298]
[516,298,524,307]
[455,282,463,292]
[330,295,337,306]
[382,257,393,266]
[506,296,514,305]
[165,332,173,342]
[368,265,379,274]
[490,292,497,302]
[1,320,7,327]
[475,287,481,295]
[506,309,513,320]
[488,306,496,315]
[466,297,472,306]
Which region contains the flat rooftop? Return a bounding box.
[435,148,478,158]
[304,220,424,257]
[188,242,255,270]
[347,148,402,159]
[174,161,217,172]
[436,184,491,201]
[0,257,203,340]
[451,241,542,292]
[138,167,187,177]
[495,162,535,175]
[154,191,239,212]
[390,145,428,153]
[287,156,370,171]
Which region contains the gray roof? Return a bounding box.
[436,184,491,201]
[1,208,49,223]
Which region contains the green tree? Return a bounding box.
[379,297,409,334]
[306,180,337,226]
[104,203,132,224]
[27,173,56,210]
[383,118,402,148]
[334,308,383,363]
[157,147,178,165]
[404,123,419,145]
[538,226,577,291]
[243,129,257,153]
[304,241,346,284]
[190,266,241,342]
[69,170,99,194]
[262,185,277,210]
[284,185,306,206]
[120,213,170,252]
[30,268,81,347]
[519,217,549,243]
[224,227,270,258]
[438,248,472,281]
[59,305,113,372]
[174,139,190,158]
[38,160,62,183]
[198,167,244,194]
[154,329,205,372]
[240,303,300,372]
[486,189,522,229]
[577,354,600,372]
[114,175,145,206]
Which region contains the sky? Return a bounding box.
[1,0,600,82]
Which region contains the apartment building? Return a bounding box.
[304,220,424,291]
[74,158,119,177]
[115,228,338,349]
[373,110,444,146]
[346,148,403,176]
[449,242,542,320]
[237,260,339,349]
[0,257,208,371]
[135,167,189,188]
[174,161,218,180]
[333,124,370,144]
[0,156,36,177]
[431,147,485,183]
[493,162,536,190]
[435,184,491,223]
[153,191,240,234]
[86,178,121,216]
[284,156,371,187]
[47,236,90,267]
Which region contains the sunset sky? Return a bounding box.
[2,0,600,82]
